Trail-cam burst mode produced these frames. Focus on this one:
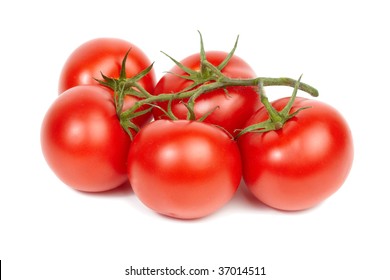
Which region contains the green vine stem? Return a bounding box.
[119,71,318,121]
[97,33,319,138]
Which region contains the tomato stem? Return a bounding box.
[117,72,318,137]
[258,82,283,124]
[234,75,313,139]
[98,33,319,137]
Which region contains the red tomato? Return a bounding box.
[238,97,354,211]
[152,51,262,136]
[58,38,156,131]
[128,120,242,219]
[41,85,131,192]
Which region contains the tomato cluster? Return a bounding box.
[41,36,354,219]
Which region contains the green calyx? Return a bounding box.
[162,31,238,91]
[96,49,154,116]
[160,31,240,120]
[96,49,155,138]
[235,75,311,138]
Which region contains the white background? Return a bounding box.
[1,0,389,279]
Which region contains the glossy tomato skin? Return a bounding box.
[41,85,131,192]
[238,97,354,211]
[153,51,262,136]
[58,38,155,93]
[128,120,242,219]
[58,38,156,130]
